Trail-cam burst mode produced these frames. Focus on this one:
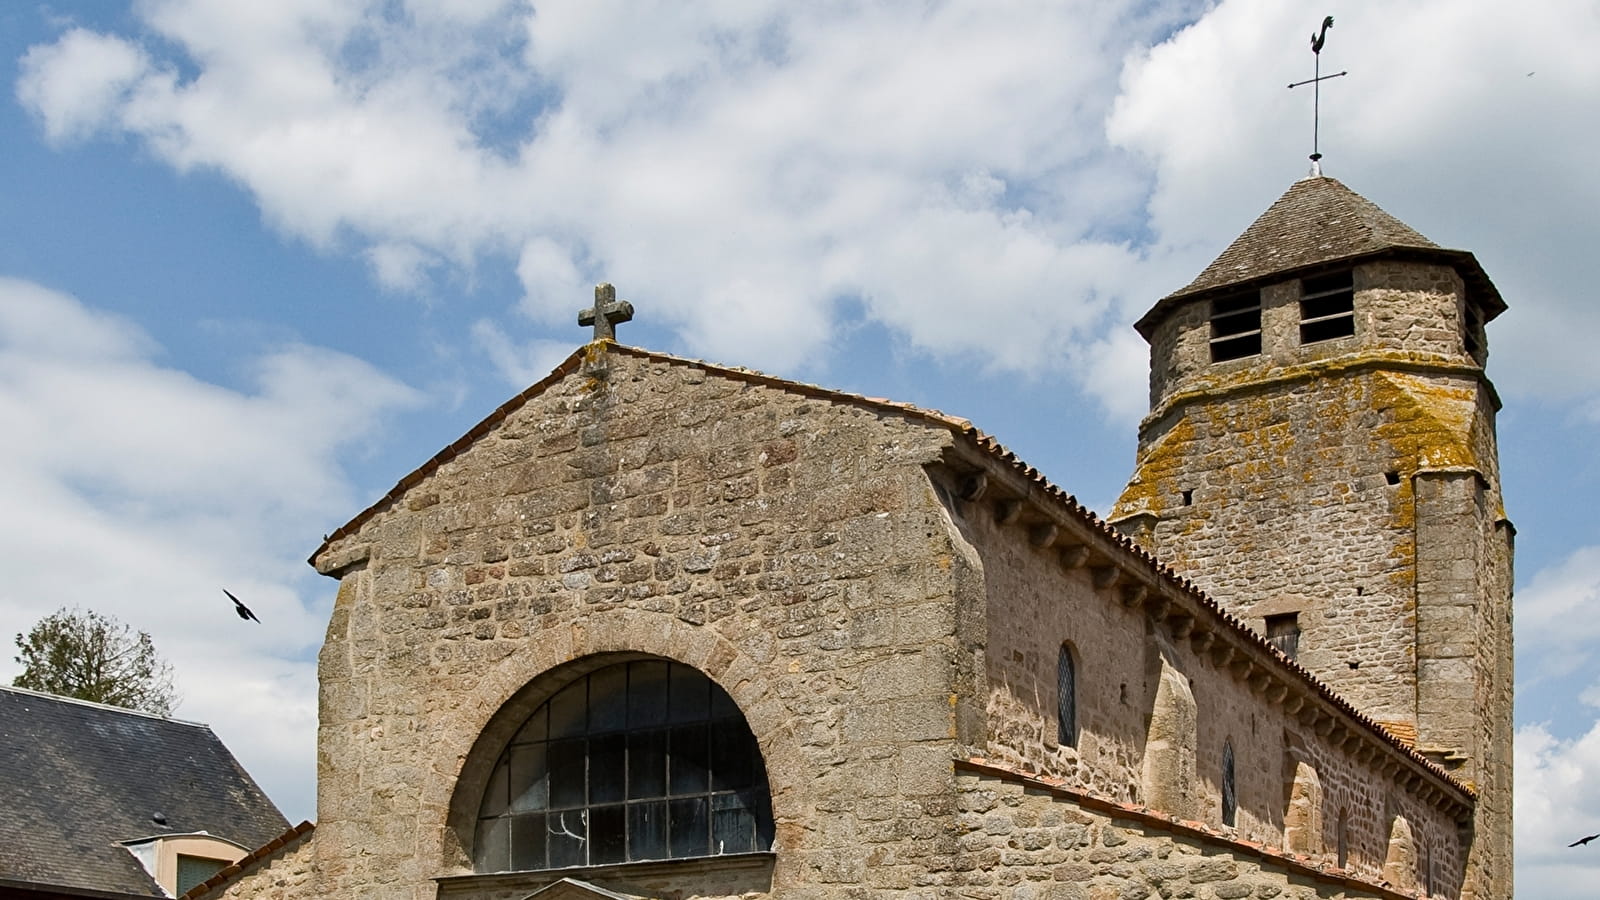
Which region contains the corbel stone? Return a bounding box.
[1230,658,1256,682]
[1029,523,1058,548]
[1059,544,1091,569]
[960,472,989,502]
[1209,644,1236,668]
[1189,629,1215,654]
[1168,613,1195,640]
[1092,566,1121,590]
[1277,689,1300,712]
[1135,590,1162,617]
[1248,672,1274,696]
[994,499,1023,525]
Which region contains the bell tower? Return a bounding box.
[1110,175,1512,898]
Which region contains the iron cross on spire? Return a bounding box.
[1288,15,1347,175]
[578,283,634,341]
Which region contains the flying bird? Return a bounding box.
[1311,16,1334,54]
[224,589,261,623]
[1569,833,1600,847]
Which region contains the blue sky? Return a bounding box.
[2,1,1598,893]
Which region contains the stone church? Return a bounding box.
[191,175,1512,900]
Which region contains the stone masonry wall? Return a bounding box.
[212,839,314,900]
[280,347,990,899]
[939,481,1465,893]
[1144,262,1471,410]
[1119,259,1509,898]
[949,765,1435,900]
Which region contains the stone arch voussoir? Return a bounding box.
[422,610,801,872]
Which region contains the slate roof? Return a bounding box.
[1135,176,1505,337]
[0,686,289,897]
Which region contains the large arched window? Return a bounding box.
[475,660,774,872]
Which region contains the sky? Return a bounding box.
[1,0,1597,893]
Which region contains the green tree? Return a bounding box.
[13,607,178,715]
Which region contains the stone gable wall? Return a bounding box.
[212,838,314,900]
[288,349,986,899]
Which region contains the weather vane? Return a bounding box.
[1288,16,1347,175]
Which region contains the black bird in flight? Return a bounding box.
[1311,16,1334,54]
[1570,833,1600,847]
[224,589,261,623]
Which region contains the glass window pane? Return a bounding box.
[509,813,547,872]
[754,789,775,850]
[509,744,548,813]
[589,804,626,865]
[711,793,755,854]
[710,720,756,790]
[628,800,668,862]
[547,740,586,809]
[669,797,710,858]
[514,706,547,743]
[548,678,587,738]
[709,682,739,720]
[629,729,668,799]
[588,665,628,734]
[668,663,710,723]
[475,816,510,872]
[481,760,510,817]
[547,809,587,868]
[589,734,626,804]
[628,661,669,728]
[669,725,709,795]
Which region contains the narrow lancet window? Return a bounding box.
[1210,291,1262,361]
[1057,644,1078,748]
[1299,270,1355,344]
[1221,740,1237,827]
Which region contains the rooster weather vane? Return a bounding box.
[1288,16,1347,174]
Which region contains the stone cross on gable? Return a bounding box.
[578,283,634,342]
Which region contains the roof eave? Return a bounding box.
[1133,245,1507,340]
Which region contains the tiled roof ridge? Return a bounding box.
[956,758,1432,900]
[309,341,1471,800]
[179,820,315,900]
[0,683,210,728]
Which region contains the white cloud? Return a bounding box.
[470,319,572,387]
[1516,721,1600,897]
[0,277,421,821]
[15,29,151,143]
[1517,545,1600,685]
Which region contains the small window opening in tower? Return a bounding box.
[1265,613,1301,660]
[1464,302,1484,358]
[1299,270,1355,344]
[1209,291,1262,362]
[1181,489,1193,506]
[1385,471,1401,486]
